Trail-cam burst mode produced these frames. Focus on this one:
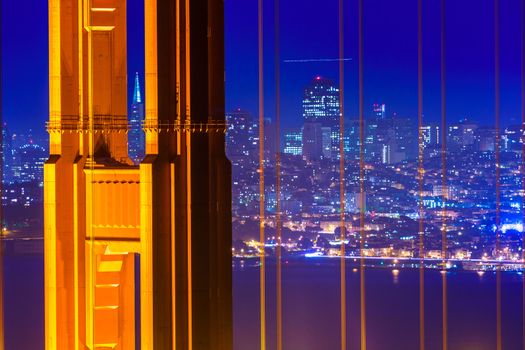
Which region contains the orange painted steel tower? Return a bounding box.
[44,0,232,349]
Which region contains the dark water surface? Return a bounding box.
[234,258,525,350]
[2,253,525,349]
[4,253,44,350]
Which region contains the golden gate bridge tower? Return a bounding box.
[44,0,232,349]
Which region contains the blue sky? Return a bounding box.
[1,0,524,135]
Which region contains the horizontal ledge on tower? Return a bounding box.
[46,120,228,133]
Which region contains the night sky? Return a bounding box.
[1,0,524,136]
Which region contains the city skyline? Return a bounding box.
[2,0,525,349]
[1,52,524,265]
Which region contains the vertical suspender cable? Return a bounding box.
[173,0,181,346]
[521,1,525,348]
[494,1,502,349]
[440,1,448,349]
[258,0,266,347]
[358,0,367,349]
[0,0,4,347]
[184,0,193,346]
[338,0,347,349]
[274,0,283,347]
[417,0,425,348]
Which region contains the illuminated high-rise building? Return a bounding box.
[373,103,386,119]
[321,127,332,158]
[475,127,496,152]
[283,129,303,156]
[365,104,417,164]
[1,123,12,184]
[421,124,440,146]
[226,109,257,159]
[365,104,390,162]
[346,119,359,160]
[503,124,522,151]
[302,122,323,160]
[393,117,417,160]
[264,118,276,162]
[365,117,390,163]
[302,76,340,158]
[448,119,478,151]
[19,143,47,184]
[128,72,145,164]
[44,0,232,349]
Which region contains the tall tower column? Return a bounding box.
[141,0,232,348]
[46,0,135,348]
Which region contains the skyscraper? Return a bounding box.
[393,117,417,161]
[226,109,257,159]
[373,103,386,119]
[302,122,323,160]
[421,124,440,146]
[365,105,417,164]
[128,72,145,164]
[475,127,496,152]
[365,105,391,163]
[1,123,12,184]
[321,127,332,158]
[447,119,478,151]
[302,76,340,158]
[19,143,47,184]
[264,118,276,162]
[283,129,303,156]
